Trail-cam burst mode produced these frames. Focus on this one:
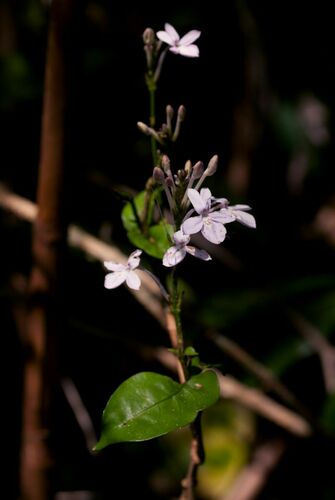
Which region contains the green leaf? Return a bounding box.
[121,191,147,232]
[95,370,220,450]
[127,223,172,259]
[121,190,172,258]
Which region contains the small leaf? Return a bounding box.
[184,346,199,357]
[122,190,172,258]
[127,223,172,259]
[121,191,147,232]
[95,370,220,450]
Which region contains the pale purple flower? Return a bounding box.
[163,230,211,267]
[182,188,232,244]
[156,23,201,58]
[104,250,142,290]
[218,203,256,228]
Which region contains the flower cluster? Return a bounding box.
[156,156,256,267]
[103,23,256,291]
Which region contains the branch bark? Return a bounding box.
[20,1,80,498]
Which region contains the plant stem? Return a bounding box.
[170,268,187,381]
[149,81,158,166]
[179,414,205,500]
[169,269,206,499]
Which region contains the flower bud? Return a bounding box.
[166,105,174,121]
[184,160,192,177]
[153,167,165,184]
[143,28,155,45]
[177,105,186,122]
[192,161,204,179]
[161,155,171,175]
[137,121,151,135]
[205,154,218,176]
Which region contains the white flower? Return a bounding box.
[219,204,256,228]
[163,230,211,267]
[104,250,142,290]
[156,23,201,58]
[182,188,232,244]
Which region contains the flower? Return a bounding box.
[182,188,232,244]
[163,230,211,267]
[104,250,142,290]
[219,204,256,229]
[156,23,201,58]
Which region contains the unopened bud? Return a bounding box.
[143,28,155,45]
[166,105,174,121]
[184,160,192,177]
[137,121,151,135]
[166,105,174,134]
[177,105,186,122]
[153,167,165,184]
[161,155,171,175]
[192,161,204,179]
[205,155,218,176]
[166,176,174,189]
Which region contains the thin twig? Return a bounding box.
[218,373,311,437]
[61,378,97,453]
[0,183,165,328]
[208,330,311,418]
[288,309,335,394]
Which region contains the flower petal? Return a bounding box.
[156,30,174,46]
[231,204,252,211]
[186,246,212,261]
[187,188,207,213]
[210,210,235,224]
[182,215,203,235]
[164,23,180,43]
[200,187,212,206]
[173,230,190,246]
[179,30,201,46]
[202,219,227,244]
[104,261,126,272]
[104,271,127,289]
[126,270,141,290]
[234,210,256,228]
[178,44,199,57]
[128,249,142,269]
[163,246,186,267]
[169,46,181,54]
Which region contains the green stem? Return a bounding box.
[149,83,158,166]
[170,268,188,381]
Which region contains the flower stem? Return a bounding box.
[146,74,158,167]
[169,268,187,381]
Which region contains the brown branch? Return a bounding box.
[20,2,80,499]
[218,373,311,437]
[0,183,165,328]
[61,378,97,453]
[288,309,335,394]
[208,331,311,418]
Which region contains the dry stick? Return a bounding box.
[208,331,311,418]
[20,2,79,499]
[61,378,97,453]
[288,309,335,394]
[218,374,311,437]
[0,183,165,328]
[222,439,286,500]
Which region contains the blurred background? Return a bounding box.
[2,0,335,498]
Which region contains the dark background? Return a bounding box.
[2,1,335,498]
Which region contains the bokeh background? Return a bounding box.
[2,1,335,498]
